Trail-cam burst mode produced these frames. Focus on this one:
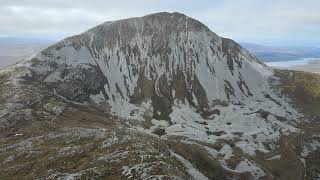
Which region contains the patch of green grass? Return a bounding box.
[274,69,320,117]
[275,70,320,99]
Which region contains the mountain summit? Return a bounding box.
[1,12,319,179]
[27,12,271,118]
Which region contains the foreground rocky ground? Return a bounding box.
[0,64,319,179]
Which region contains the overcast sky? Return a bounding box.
[0,0,319,46]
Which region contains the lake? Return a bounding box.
[266,58,320,68]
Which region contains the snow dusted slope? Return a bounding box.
[12,12,303,179]
[25,12,275,112]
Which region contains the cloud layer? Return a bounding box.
[0,0,319,45]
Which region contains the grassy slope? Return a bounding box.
[273,69,320,179]
[273,69,320,118]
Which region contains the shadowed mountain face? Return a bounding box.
[0,12,320,179]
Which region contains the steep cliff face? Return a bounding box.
[1,12,318,179]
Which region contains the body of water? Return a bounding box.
[266,58,320,68]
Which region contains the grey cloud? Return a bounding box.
[0,0,319,45]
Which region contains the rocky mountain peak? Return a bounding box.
[28,12,270,112]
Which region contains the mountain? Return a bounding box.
[1,12,320,179]
[241,42,320,62]
[0,37,52,68]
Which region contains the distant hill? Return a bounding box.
[241,42,320,62]
[0,37,53,68]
